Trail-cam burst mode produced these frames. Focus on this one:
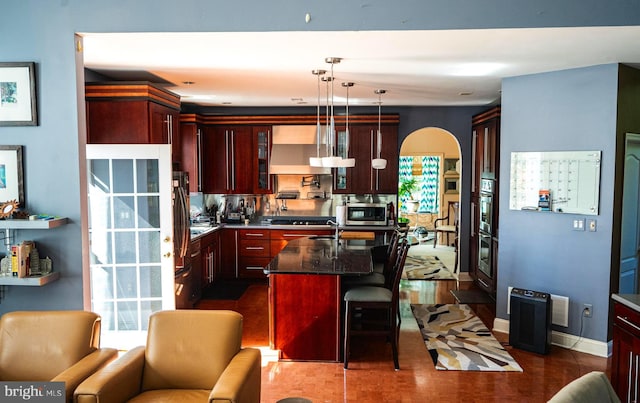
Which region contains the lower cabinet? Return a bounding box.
[219,229,238,279]
[238,229,271,279]
[189,238,202,305]
[199,231,220,290]
[612,301,640,402]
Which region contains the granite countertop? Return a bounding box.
[612,293,640,312]
[265,237,374,275]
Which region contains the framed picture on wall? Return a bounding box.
[444,177,459,194]
[444,158,459,175]
[0,146,25,207]
[0,62,38,126]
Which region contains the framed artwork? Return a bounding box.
[444,177,459,194]
[444,158,459,174]
[0,62,38,126]
[0,146,25,207]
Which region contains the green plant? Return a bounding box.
[397,217,410,223]
[398,177,418,200]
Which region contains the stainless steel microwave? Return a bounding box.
[345,203,388,226]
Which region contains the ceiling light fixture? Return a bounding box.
[321,57,343,168]
[372,89,387,170]
[338,81,356,168]
[309,69,326,167]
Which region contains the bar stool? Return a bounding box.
[343,238,410,370]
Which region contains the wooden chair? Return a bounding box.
[433,201,459,248]
[343,238,410,370]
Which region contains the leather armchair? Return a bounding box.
[0,310,118,403]
[74,310,261,403]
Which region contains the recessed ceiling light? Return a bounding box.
[221,101,232,105]
[291,98,303,102]
[459,91,473,96]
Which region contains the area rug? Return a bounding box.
[403,255,456,280]
[450,289,495,304]
[410,303,523,372]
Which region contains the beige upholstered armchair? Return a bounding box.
[0,310,118,403]
[74,310,261,403]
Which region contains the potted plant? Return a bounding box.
[397,216,410,228]
[399,177,419,212]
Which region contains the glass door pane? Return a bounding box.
[86,144,173,350]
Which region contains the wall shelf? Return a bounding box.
[0,217,68,229]
[0,272,59,286]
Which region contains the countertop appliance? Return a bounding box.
[345,203,388,226]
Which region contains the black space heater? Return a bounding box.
[509,288,552,355]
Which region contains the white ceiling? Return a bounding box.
[81,26,640,108]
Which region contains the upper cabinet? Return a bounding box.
[334,116,399,194]
[180,116,205,193]
[471,106,500,191]
[85,82,181,169]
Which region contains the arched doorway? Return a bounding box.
[399,127,461,250]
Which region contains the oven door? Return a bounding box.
[478,231,492,278]
[479,194,493,234]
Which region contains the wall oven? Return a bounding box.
[478,178,495,279]
[345,203,388,226]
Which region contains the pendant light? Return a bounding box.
[321,57,342,168]
[309,69,326,167]
[372,89,388,170]
[338,82,356,168]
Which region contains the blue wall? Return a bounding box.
[2,0,640,342]
[500,64,620,341]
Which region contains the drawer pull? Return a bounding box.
[617,315,640,333]
[245,246,265,250]
[245,233,266,237]
[246,266,264,270]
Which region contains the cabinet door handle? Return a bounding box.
[196,129,202,192]
[617,315,640,333]
[246,266,264,270]
[245,233,266,237]
[370,129,374,190]
[225,130,231,190]
[283,234,303,237]
[245,246,264,250]
[230,130,236,190]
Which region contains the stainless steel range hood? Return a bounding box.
[269,125,330,175]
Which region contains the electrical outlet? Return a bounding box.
[583,303,593,318]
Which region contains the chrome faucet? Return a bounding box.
[326,219,340,240]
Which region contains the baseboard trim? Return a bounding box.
[493,318,610,358]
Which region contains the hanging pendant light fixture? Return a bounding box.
[309,69,326,167]
[321,57,343,168]
[338,81,356,168]
[372,89,388,170]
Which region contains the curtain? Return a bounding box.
[398,156,440,213]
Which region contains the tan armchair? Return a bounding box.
[74,310,261,403]
[0,310,118,402]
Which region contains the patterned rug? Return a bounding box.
[403,255,456,280]
[410,303,523,372]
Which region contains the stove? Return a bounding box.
[269,218,332,226]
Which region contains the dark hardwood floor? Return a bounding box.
[196,278,610,402]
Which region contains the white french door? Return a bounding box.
[86,144,174,350]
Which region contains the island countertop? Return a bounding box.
[265,236,374,275]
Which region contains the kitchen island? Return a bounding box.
[266,236,375,361]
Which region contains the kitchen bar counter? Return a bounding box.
[267,236,377,362]
[265,237,374,275]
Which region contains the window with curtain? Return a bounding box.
[398,156,440,213]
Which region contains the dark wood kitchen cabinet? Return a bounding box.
[198,230,220,290]
[611,299,640,402]
[470,106,500,295]
[180,115,205,193]
[219,228,238,280]
[238,228,271,279]
[201,125,254,194]
[85,82,181,169]
[334,121,399,194]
